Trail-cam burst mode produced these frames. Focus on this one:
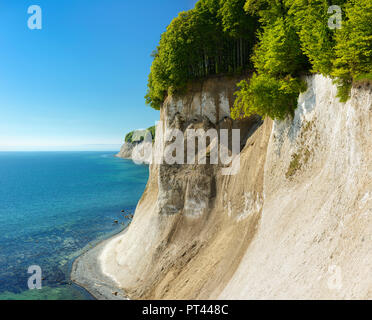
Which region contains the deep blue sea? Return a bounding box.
[0,152,149,300]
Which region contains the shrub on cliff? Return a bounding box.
[232,74,307,120]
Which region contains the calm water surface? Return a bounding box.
[0,152,149,300]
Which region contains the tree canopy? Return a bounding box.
[333,0,372,101]
[146,0,372,119]
[145,0,257,110]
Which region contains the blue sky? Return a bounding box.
[0,0,197,151]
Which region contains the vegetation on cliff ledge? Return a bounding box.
[146,0,372,120]
[125,126,156,144]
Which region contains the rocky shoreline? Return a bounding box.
[70,231,128,300]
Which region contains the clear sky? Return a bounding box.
[0,0,197,151]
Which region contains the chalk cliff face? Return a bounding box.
[220,75,372,299]
[101,75,372,299]
[116,142,134,159]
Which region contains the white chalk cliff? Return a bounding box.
[101,75,372,299]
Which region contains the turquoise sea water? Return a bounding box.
[0,152,149,300]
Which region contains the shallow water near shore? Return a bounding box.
[0,152,149,300]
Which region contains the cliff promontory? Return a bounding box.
[116,127,155,164]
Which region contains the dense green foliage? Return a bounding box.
[288,0,347,75]
[232,0,309,119]
[232,74,307,119]
[333,0,372,101]
[252,18,308,77]
[145,0,257,110]
[146,0,372,119]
